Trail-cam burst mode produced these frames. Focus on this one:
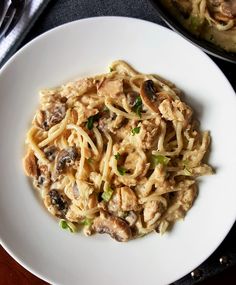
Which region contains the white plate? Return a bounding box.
[0,16,236,285]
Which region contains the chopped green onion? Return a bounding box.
[131,127,140,135]
[59,219,77,233]
[182,160,192,176]
[118,166,127,175]
[82,218,93,227]
[132,96,142,118]
[109,67,114,72]
[101,186,114,202]
[86,113,100,130]
[150,155,170,168]
[184,167,192,176]
[114,153,121,160]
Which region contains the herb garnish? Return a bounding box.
[86,113,100,130]
[132,96,143,118]
[131,127,140,135]
[117,166,127,175]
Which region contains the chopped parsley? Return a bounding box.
[117,166,127,175]
[150,155,170,169]
[86,113,100,130]
[114,153,121,160]
[131,127,140,135]
[132,96,143,118]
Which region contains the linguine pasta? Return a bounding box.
[23,60,213,242]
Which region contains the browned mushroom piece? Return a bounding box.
[48,189,69,217]
[44,145,58,161]
[55,147,78,172]
[35,164,51,188]
[49,105,66,126]
[93,210,132,242]
[140,80,160,113]
[36,104,67,131]
[23,150,38,177]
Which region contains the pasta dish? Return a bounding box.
[23,60,213,242]
[160,0,236,52]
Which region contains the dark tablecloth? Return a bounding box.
[19,0,236,284]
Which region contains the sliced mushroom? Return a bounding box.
[37,104,66,131]
[38,165,50,186]
[140,80,160,113]
[98,109,117,133]
[93,210,132,242]
[23,150,38,177]
[60,97,67,103]
[49,104,66,126]
[44,145,58,161]
[48,189,68,217]
[55,147,78,172]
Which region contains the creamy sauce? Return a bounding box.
[161,0,236,52]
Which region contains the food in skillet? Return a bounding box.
[23,60,213,242]
[161,0,236,52]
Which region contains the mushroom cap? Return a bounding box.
[140,80,160,113]
[93,211,132,242]
[55,147,78,172]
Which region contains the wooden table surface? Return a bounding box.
[1,245,236,285]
